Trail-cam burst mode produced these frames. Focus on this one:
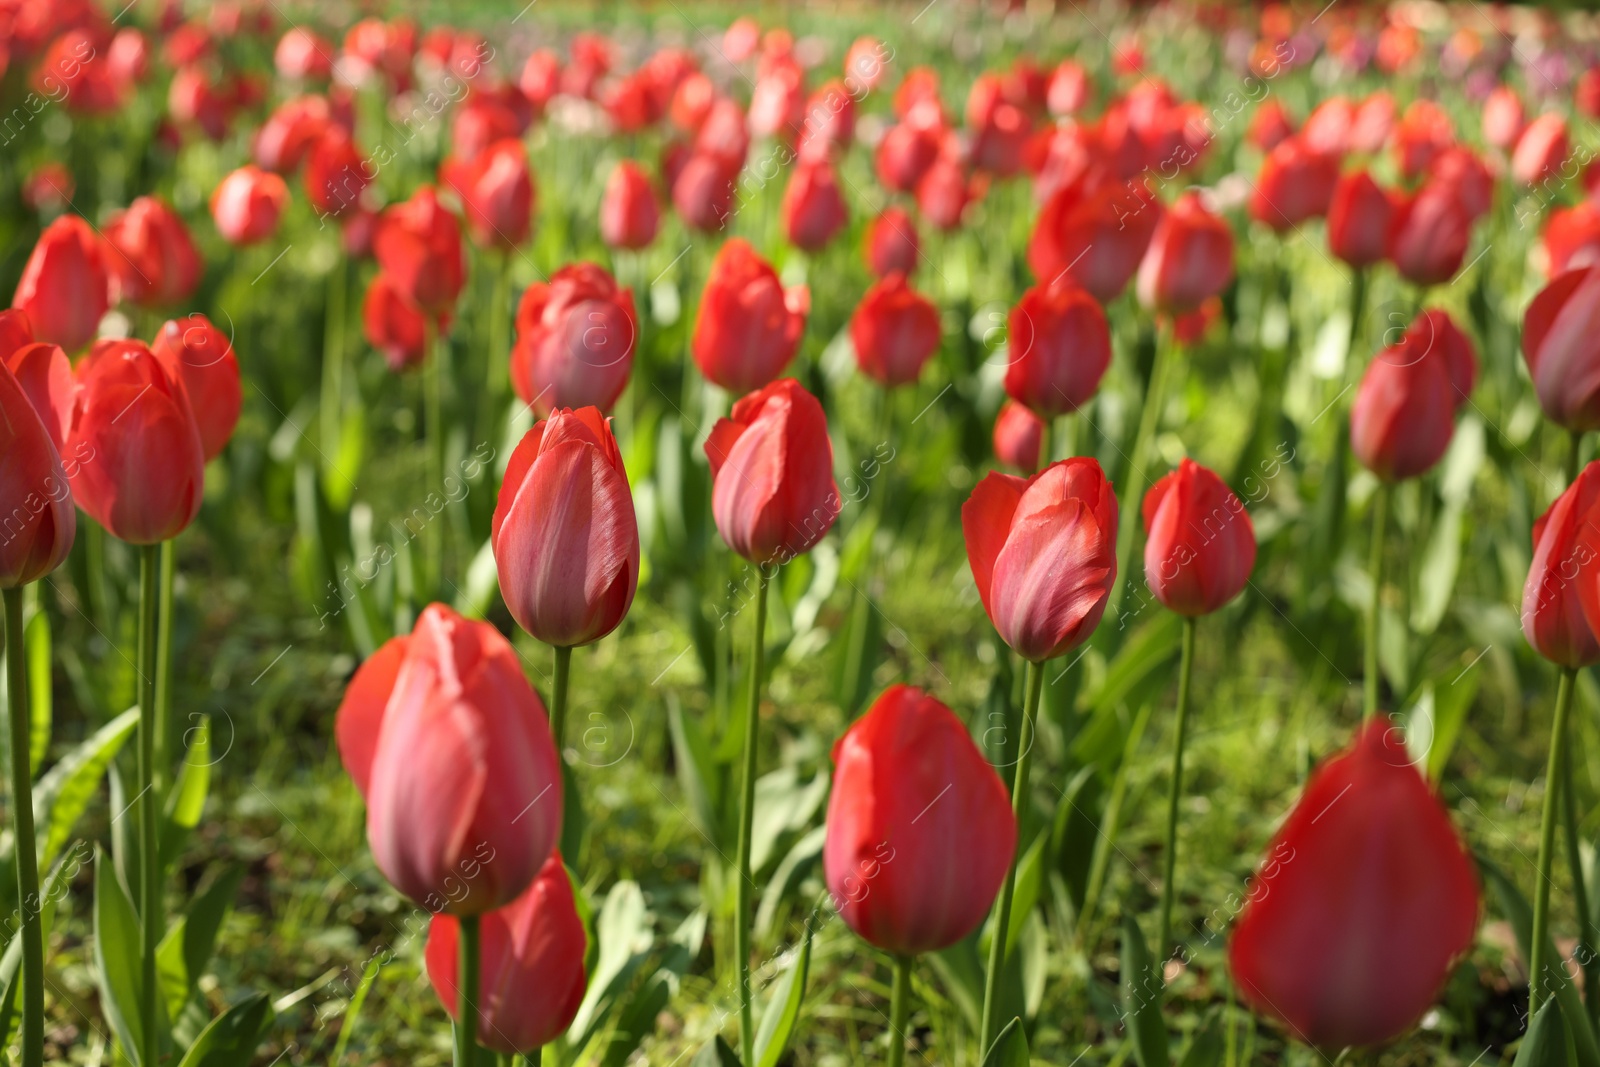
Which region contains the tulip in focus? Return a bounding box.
[1351,309,1477,482]
[1004,280,1111,419]
[1142,459,1256,617]
[850,273,941,389]
[11,215,110,353]
[1522,462,1600,670]
[510,263,637,417]
[692,239,808,394]
[1522,266,1600,433]
[211,165,289,246]
[3,343,70,454]
[151,315,242,460]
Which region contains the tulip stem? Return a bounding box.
[979,657,1044,1054]
[1567,428,1585,488]
[456,915,481,1067]
[5,587,43,1067]
[1108,321,1174,629]
[1532,667,1578,1015]
[137,543,162,1067]
[1362,485,1389,721]
[887,955,913,1067]
[1157,616,1197,963]
[153,537,175,799]
[550,645,571,751]
[733,568,771,1067]
[484,250,511,440]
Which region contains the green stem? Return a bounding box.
[322,254,348,478]
[484,251,511,440]
[979,658,1044,1053]
[887,955,913,1067]
[153,538,175,799]
[1158,617,1197,961]
[1345,268,1367,370]
[733,569,772,1067]
[1108,323,1174,627]
[550,645,571,751]
[5,587,43,1067]
[456,914,481,1067]
[137,544,162,1067]
[1532,667,1578,1014]
[1363,485,1389,721]
[1567,429,1586,488]
[424,317,444,593]
[1562,738,1599,1021]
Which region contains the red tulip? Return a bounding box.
[1326,170,1395,269]
[1392,99,1454,180]
[603,71,663,134]
[306,130,372,219]
[107,29,149,91]
[1029,178,1161,304]
[254,96,331,174]
[1249,137,1339,231]
[1142,458,1256,617]
[66,340,206,544]
[850,273,941,388]
[748,61,805,141]
[992,399,1044,473]
[1543,203,1600,277]
[915,155,980,232]
[1228,721,1479,1050]
[670,73,717,134]
[11,216,110,353]
[363,274,444,371]
[336,603,562,915]
[1351,309,1477,482]
[875,121,942,194]
[151,315,241,460]
[1137,191,1235,313]
[782,159,847,252]
[1387,182,1471,287]
[1247,99,1295,151]
[963,457,1117,662]
[797,79,856,161]
[864,208,921,278]
[1428,148,1493,222]
[1581,68,1600,120]
[845,37,888,93]
[275,27,333,80]
[492,408,639,647]
[169,65,230,141]
[1004,280,1111,419]
[5,343,72,453]
[1047,60,1092,117]
[375,185,467,316]
[1522,265,1600,433]
[824,685,1017,956]
[1512,113,1569,187]
[425,852,587,1054]
[600,161,660,250]
[1523,462,1600,669]
[723,17,760,63]
[519,50,562,114]
[510,264,636,417]
[1300,96,1353,157]
[1351,92,1396,154]
[1481,86,1524,151]
[22,164,74,214]
[694,98,751,169]
[39,31,124,114]
[967,73,1030,177]
[0,361,75,589]
[103,196,203,310]
[692,239,808,394]
[0,311,32,362]
[671,152,739,234]
[211,165,288,246]
[441,139,535,250]
[704,378,839,565]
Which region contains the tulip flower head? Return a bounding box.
[5,342,72,452]
[1004,280,1112,419]
[1524,461,1600,669]
[782,158,848,252]
[1142,459,1256,617]
[1350,309,1477,482]
[151,315,242,460]
[211,165,289,246]
[374,184,467,316]
[12,215,110,353]
[440,139,535,249]
[692,239,808,394]
[1137,190,1235,313]
[864,207,921,278]
[1327,170,1394,269]
[600,161,660,250]
[1522,265,1600,433]
[364,273,446,371]
[0,361,75,589]
[850,273,941,389]
[992,399,1044,473]
[510,263,636,417]
[103,196,204,309]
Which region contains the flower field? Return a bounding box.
[6,1,1600,1065]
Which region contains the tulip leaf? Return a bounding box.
[1411,499,1464,636]
[980,1016,1029,1067]
[455,537,500,621]
[1404,664,1480,784]
[157,864,244,1021]
[161,714,211,872]
[34,707,138,876]
[1120,913,1170,1067]
[95,847,148,1066]
[754,923,813,1067]
[755,823,826,939]
[691,1035,742,1067]
[173,991,275,1067]
[1005,832,1047,957]
[928,934,985,1034]
[1049,765,1103,917]
[1513,997,1567,1067]
[1083,612,1182,717]
[570,881,653,1049]
[666,695,722,847]
[26,604,50,773]
[1176,1008,1224,1067]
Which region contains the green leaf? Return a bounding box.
[1410,500,1463,636]
[1513,997,1567,1067]
[980,1016,1029,1067]
[1049,766,1102,916]
[26,606,50,773]
[1177,1009,1224,1067]
[666,696,721,847]
[454,538,500,621]
[157,865,244,1020]
[750,766,828,875]
[1084,613,1182,715]
[1120,914,1170,1067]
[173,992,275,1067]
[1404,665,1480,784]
[33,707,138,869]
[570,881,653,1048]
[1005,832,1047,957]
[95,848,147,1066]
[161,714,211,870]
[691,1035,741,1067]
[753,924,812,1067]
[329,955,381,1067]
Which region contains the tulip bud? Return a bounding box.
[1522,265,1600,433]
[1351,92,1396,154]
[1351,309,1477,482]
[1522,462,1600,669]
[151,315,242,460]
[963,458,1117,662]
[599,161,660,250]
[1543,203,1600,277]
[694,98,751,169]
[1137,191,1234,313]
[992,399,1044,473]
[1387,181,1470,287]
[211,165,289,246]
[441,139,535,250]
[797,79,855,161]
[103,196,204,310]
[782,158,848,252]
[375,185,467,315]
[335,603,563,916]
[850,273,941,388]
[967,73,1030,177]
[1228,720,1480,1050]
[1327,170,1394,268]
[254,96,331,173]
[1004,280,1111,419]
[509,264,636,417]
[671,152,738,233]
[276,27,333,80]
[1481,86,1524,151]
[1047,60,1091,117]
[11,215,111,353]
[692,239,808,394]
[363,273,444,371]
[0,361,75,589]
[425,852,587,1054]
[1141,459,1256,617]
[1301,95,1353,157]
[875,122,942,193]
[519,50,561,113]
[1512,113,1569,187]
[824,685,1017,956]
[864,208,921,278]
[1249,137,1339,231]
[705,378,839,565]
[915,155,980,232]
[1029,179,1162,304]
[1246,99,1294,151]
[66,340,206,544]
[492,408,639,647]
[305,129,372,219]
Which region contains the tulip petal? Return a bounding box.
[960,470,1030,623]
[335,635,410,797]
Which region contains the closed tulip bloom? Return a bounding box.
[4,344,71,453]
[211,165,289,246]
[493,408,639,647]
[441,139,535,250]
[1142,458,1256,617]
[66,340,206,544]
[1428,148,1493,222]
[1388,182,1471,287]
[425,852,587,1054]
[1249,137,1339,231]
[0,361,75,589]
[1228,721,1480,1050]
[671,152,739,233]
[875,121,942,193]
[12,215,110,353]
[1481,86,1524,150]
[519,49,561,113]
[694,98,751,169]
[850,273,941,388]
[1512,113,1569,187]
[1302,95,1355,157]
[1246,99,1295,151]
[992,399,1044,473]
[1327,170,1394,268]
[375,185,467,316]
[1543,203,1600,277]
[1029,179,1162,304]
[1522,462,1600,669]
[1137,191,1235,313]
[510,264,636,417]
[1351,92,1396,154]
[1522,265,1600,433]
[692,239,808,394]
[151,315,241,460]
[600,161,660,250]
[305,130,372,219]
[916,155,980,232]
[704,378,839,565]
[1004,281,1111,419]
[336,603,562,915]
[363,274,442,372]
[1351,310,1477,482]
[864,208,921,278]
[103,196,203,310]
[963,457,1117,662]
[276,27,333,79]
[824,685,1017,956]
[0,310,33,361]
[254,96,331,173]
[1047,59,1091,117]
[782,159,847,252]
